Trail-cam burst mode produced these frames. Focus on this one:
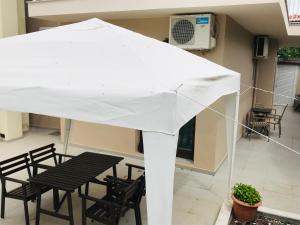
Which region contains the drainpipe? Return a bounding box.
[252,59,258,107]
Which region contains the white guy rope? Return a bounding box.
[178,92,300,156]
[239,86,252,96]
[240,83,300,103]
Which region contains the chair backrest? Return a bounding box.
[247,111,258,124]
[29,143,58,167]
[131,174,146,205]
[0,153,31,179]
[118,174,145,207]
[279,104,288,120]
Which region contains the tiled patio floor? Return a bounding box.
[0,107,299,225]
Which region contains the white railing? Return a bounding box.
[287,0,300,25]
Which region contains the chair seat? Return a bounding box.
[267,118,278,124]
[7,183,51,200]
[86,196,122,223]
[250,121,269,127]
[87,203,112,223]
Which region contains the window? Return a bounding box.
[138,117,196,160]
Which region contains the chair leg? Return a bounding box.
[78,187,82,197]
[85,182,89,196]
[66,192,74,225]
[82,197,86,225]
[1,193,5,218]
[248,129,251,141]
[24,200,30,225]
[35,188,41,225]
[245,129,249,140]
[134,206,142,225]
[279,122,281,138]
[113,165,117,177]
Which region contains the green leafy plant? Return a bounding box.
[232,183,261,205]
[278,47,300,60]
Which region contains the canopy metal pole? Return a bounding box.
[63,119,72,155]
[142,131,179,225]
[225,92,240,198]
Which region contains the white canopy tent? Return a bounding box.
[0,19,240,225]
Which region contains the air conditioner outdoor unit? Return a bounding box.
[254,36,269,59]
[169,14,216,50]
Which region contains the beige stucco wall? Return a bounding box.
[28,18,61,32]
[193,16,254,171]
[29,15,254,173]
[0,0,18,37]
[0,0,25,36]
[61,119,139,156]
[30,114,60,129]
[191,15,227,171]
[255,39,278,106]
[223,17,254,138]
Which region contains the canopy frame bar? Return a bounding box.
[63,119,72,157]
[226,92,240,197]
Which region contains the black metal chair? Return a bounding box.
[294,95,300,112]
[267,104,288,138]
[245,111,270,141]
[84,163,145,196]
[81,172,145,225]
[0,153,52,225]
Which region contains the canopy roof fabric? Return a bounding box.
[0,18,239,135]
[0,18,240,225]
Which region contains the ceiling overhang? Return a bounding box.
[27,0,300,46]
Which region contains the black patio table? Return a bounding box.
[29,152,123,225]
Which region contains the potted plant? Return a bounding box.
[231,183,262,222]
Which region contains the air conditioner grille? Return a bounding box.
[172,19,195,44]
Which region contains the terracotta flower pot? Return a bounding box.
[231,195,262,222]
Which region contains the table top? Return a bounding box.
[29,152,123,191]
[252,107,272,114]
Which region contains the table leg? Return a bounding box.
[85,182,89,196]
[55,192,67,213]
[53,189,59,210]
[82,196,86,225]
[66,192,74,225]
[35,187,41,225]
[113,165,117,177]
